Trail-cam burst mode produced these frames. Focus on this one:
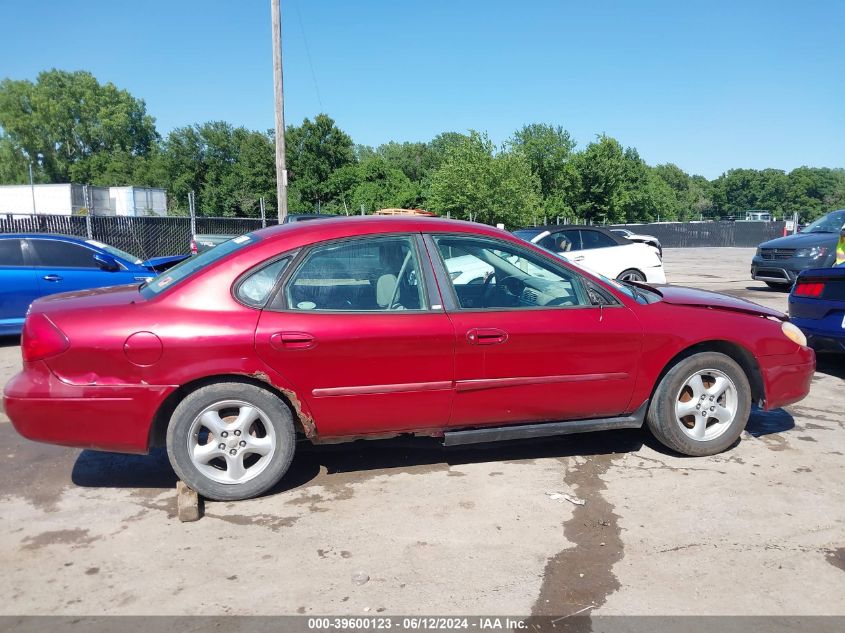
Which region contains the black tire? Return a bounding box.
[166,381,296,501]
[646,352,751,456]
[617,268,646,282]
[764,282,790,291]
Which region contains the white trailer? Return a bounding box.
[0,184,167,217]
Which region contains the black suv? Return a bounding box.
[752,209,844,289]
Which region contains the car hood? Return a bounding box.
[30,283,143,313]
[651,284,786,319]
[759,232,838,249]
[142,254,189,271]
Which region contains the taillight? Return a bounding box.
[22,313,70,362]
[190,239,198,255]
[794,281,825,298]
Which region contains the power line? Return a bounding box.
[292,0,324,112]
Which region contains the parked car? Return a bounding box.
[751,209,844,289]
[610,227,663,257]
[5,217,814,500]
[788,265,845,352]
[191,213,337,254]
[0,233,187,335]
[514,225,666,283]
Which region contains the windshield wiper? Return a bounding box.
[621,281,647,302]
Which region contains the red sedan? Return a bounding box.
[4,218,814,500]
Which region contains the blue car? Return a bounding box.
[0,233,187,335]
[788,265,845,352]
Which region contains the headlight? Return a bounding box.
[795,246,828,259]
[755,247,762,256]
[781,321,807,346]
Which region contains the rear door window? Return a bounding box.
[28,239,98,268]
[283,236,425,311]
[0,239,25,267]
[579,230,617,249]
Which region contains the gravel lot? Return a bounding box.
[0,247,843,617]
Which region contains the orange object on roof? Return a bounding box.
[374,208,437,217]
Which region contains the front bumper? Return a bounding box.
[644,265,667,284]
[751,256,827,285]
[3,361,173,454]
[758,346,816,410]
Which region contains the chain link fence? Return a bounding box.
[0,213,280,258]
[609,221,788,248]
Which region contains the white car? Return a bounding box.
[513,226,666,283]
[610,227,662,257]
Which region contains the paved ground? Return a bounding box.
[0,247,843,617]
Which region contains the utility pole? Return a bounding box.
[28,162,36,214]
[271,0,288,222]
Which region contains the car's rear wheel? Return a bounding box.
[646,352,751,456]
[166,382,296,501]
[617,268,646,282]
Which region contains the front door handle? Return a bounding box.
[467,328,508,345]
[42,274,63,282]
[270,331,316,350]
[573,256,585,262]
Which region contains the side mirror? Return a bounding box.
[93,253,120,272]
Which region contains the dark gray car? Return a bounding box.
[751,209,844,289]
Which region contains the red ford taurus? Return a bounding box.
[4,217,815,500]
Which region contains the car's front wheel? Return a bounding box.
[166,382,296,500]
[646,352,751,456]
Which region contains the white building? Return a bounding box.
[0,183,167,217]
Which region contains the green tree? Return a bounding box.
[508,123,575,202]
[711,168,788,217]
[0,69,157,183]
[653,163,713,220]
[348,156,419,213]
[286,113,355,210]
[427,132,540,227]
[153,122,275,216]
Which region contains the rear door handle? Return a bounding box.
[573,256,585,262]
[42,274,63,282]
[467,328,508,345]
[270,331,316,350]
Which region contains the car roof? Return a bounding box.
[514,224,630,245]
[0,233,89,242]
[256,215,512,242]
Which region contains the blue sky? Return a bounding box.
[2,0,843,179]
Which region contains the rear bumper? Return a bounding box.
[758,347,816,410]
[3,361,173,454]
[791,318,845,353]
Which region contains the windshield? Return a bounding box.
[513,228,545,243]
[140,233,260,297]
[801,210,845,234]
[85,240,143,265]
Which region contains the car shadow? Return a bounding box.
[67,408,799,497]
[745,406,795,437]
[0,335,21,348]
[745,285,790,293]
[816,353,845,379]
[71,428,647,496]
[72,448,177,489]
